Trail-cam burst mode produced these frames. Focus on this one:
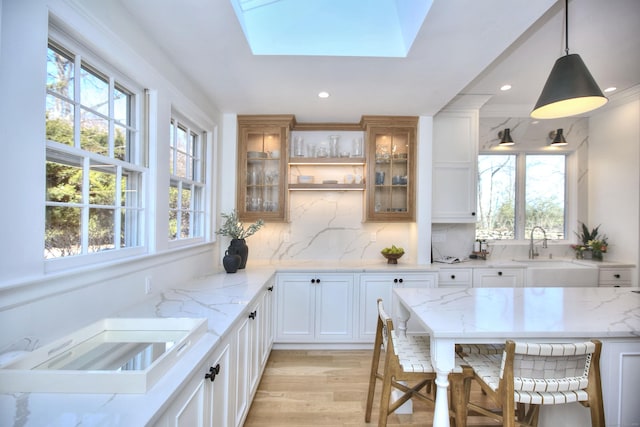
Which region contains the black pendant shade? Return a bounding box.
[499,128,514,146]
[550,128,568,146]
[531,54,607,119]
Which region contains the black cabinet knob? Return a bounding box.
[249,310,257,319]
[498,271,503,276]
[614,274,621,279]
[268,286,274,291]
[451,275,456,280]
[393,278,399,283]
[398,278,403,283]
[311,279,316,284]
[205,364,221,382]
[471,212,476,216]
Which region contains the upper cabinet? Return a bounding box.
[432,111,478,223]
[363,116,417,222]
[237,115,294,222]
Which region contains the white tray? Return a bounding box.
[0,317,207,394]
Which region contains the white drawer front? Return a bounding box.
[438,269,472,286]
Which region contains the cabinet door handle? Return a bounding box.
[497,271,503,276]
[316,278,320,283]
[205,364,221,382]
[471,212,476,216]
[311,279,316,284]
[450,275,456,280]
[268,286,274,291]
[249,310,257,319]
[398,278,403,283]
[393,278,399,283]
[614,274,621,279]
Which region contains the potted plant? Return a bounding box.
[571,223,608,260]
[216,210,264,270]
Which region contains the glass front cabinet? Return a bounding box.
[363,116,417,222]
[237,115,294,222]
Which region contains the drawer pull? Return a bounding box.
[614,274,621,279]
[450,275,456,280]
[498,271,503,276]
[205,364,221,382]
[249,310,257,319]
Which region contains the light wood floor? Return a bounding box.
[244,350,500,427]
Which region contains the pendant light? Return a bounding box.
[498,128,514,146]
[531,0,607,119]
[549,129,568,146]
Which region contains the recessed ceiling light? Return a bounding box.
[318,91,330,98]
[604,87,617,93]
[500,84,512,91]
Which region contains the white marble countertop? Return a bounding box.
[394,286,640,340]
[0,267,277,427]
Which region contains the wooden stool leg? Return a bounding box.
[365,348,381,422]
[377,368,393,427]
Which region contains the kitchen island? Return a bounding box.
[393,286,640,427]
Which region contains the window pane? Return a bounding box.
[181,186,192,210]
[176,150,187,177]
[113,85,129,124]
[80,66,109,115]
[477,155,516,240]
[45,206,81,258]
[46,158,82,203]
[46,95,74,147]
[180,212,190,239]
[80,108,109,155]
[47,46,74,99]
[88,207,115,252]
[114,124,127,161]
[525,155,566,239]
[89,162,116,206]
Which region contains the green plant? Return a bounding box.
[216,209,264,240]
[572,222,608,254]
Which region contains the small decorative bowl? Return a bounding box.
[381,251,404,264]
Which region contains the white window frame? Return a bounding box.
[477,150,577,244]
[168,112,208,247]
[45,28,147,272]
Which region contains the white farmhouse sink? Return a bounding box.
[514,259,599,287]
[0,317,207,394]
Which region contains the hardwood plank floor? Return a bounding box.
[244,350,500,427]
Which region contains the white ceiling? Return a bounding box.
[116,0,640,123]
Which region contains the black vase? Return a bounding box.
[228,238,249,269]
[222,250,242,273]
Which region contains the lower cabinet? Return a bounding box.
[437,268,473,287]
[598,267,632,287]
[158,339,231,427]
[156,283,274,427]
[472,268,524,287]
[275,273,355,342]
[358,272,437,340]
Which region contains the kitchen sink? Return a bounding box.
[514,259,599,287]
[0,317,207,394]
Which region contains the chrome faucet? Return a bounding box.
[529,226,548,259]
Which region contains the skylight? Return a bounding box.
[230,0,433,57]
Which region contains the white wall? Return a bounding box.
[589,88,640,283]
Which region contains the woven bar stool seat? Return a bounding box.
[460,340,605,427]
[365,298,473,427]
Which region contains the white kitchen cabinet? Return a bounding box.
[437,268,473,287]
[275,273,355,343]
[157,339,231,427]
[598,267,633,287]
[473,268,524,287]
[432,111,479,223]
[358,274,395,342]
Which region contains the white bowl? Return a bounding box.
[297,175,314,184]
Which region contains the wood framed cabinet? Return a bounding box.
[432,110,479,223]
[275,273,355,343]
[237,115,294,222]
[363,116,417,222]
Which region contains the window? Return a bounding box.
[477,154,567,241]
[169,116,206,241]
[45,40,145,261]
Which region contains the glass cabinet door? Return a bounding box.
[366,124,416,221]
[237,116,292,222]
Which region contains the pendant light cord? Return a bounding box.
[564,0,569,56]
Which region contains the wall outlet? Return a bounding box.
[145,276,152,294]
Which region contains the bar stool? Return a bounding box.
[460,339,605,427]
[365,298,473,427]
